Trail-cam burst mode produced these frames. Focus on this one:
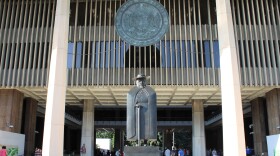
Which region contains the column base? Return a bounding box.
[124,146,161,156]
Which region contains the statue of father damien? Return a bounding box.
[127,74,157,141]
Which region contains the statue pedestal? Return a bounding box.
[124,146,161,156]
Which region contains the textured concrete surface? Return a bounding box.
[124,146,161,156]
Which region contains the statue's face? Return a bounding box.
[136,78,146,88]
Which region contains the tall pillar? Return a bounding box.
[23,98,38,156]
[192,100,206,155]
[114,109,121,151]
[42,0,70,155]
[216,0,246,155]
[0,89,23,133]
[163,129,173,150]
[115,129,121,151]
[94,129,97,153]
[35,117,44,149]
[81,100,95,156]
[251,98,267,155]
[206,127,223,151]
[266,88,280,134]
[121,129,125,150]
[64,126,71,152]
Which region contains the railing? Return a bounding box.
[0,67,280,87]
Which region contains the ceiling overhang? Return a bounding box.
[16,86,274,107]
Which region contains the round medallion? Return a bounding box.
[115,0,169,47]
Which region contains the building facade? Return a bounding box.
[0,0,279,155]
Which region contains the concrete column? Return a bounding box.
[121,129,125,150]
[163,129,173,150]
[251,98,267,155]
[266,88,280,135]
[81,100,95,156]
[216,0,246,155]
[0,89,24,133]
[206,127,223,151]
[115,129,121,151]
[192,100,206,156]
[114,109,121,151]
[42,0,70,155]
[64,126,71,152]
[94,129,97,153]
[35,117,44,149]
[23,98,38,156]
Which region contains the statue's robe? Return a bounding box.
[127,86,157,141]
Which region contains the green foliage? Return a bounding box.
[7,148,18,156]
[125,131,163,147]
[147,132,163,147]
[96,131,115,139]
[96,131,115,149]
[174,131,192,150]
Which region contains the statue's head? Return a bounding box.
[134,74,147,88]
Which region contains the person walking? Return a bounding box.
[80,144,86,156]
[171,147,176,156]
[212,148,218,156]
[115,149,120,156]
[0,146,7,156]
[178,147,184,156]
[164,147,171,156]
[185,149,190,156]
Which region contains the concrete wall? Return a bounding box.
[0,89,24,133]
[0,130,25,155]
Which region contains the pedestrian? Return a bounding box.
[0,146,7,156]
[164,147,171,156]
[171,147,176,156]
[34,147,42,156]
[80,144,86,155]
[246,146,253,156]
[115,149,120,156]
[185,149,190,156]
[212,148,217,156]
[178,147,184,156]
[206,149,211,156]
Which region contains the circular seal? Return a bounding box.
[115,0,169,47]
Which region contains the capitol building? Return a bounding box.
[0,0,279,155]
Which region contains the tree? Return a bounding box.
[96,130,115,149]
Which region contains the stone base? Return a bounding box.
[124,146,161,156]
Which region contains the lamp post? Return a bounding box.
[135,104,141,146]
[172,132,175,149]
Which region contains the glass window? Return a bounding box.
[67,42,83,68]
[68,40,220,69]
[213,41,220,68]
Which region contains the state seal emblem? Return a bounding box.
[115,0,169,47]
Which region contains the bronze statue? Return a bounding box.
[127,74,157,142]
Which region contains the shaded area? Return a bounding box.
[125,46,161,68]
